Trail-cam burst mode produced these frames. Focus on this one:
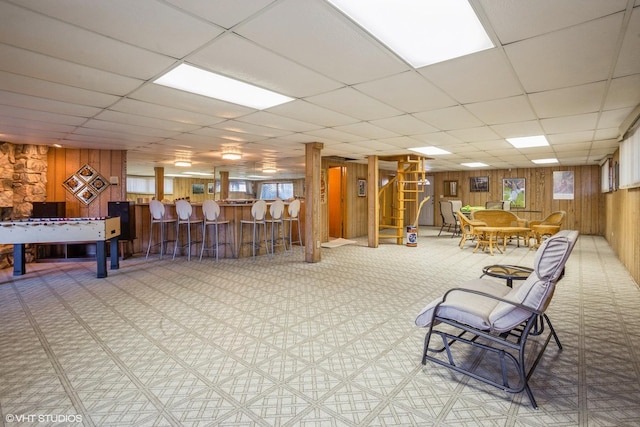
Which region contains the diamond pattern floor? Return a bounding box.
[1,228,639,426]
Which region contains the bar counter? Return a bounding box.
[131,200,304,258]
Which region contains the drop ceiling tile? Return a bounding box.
[302,127,366,144]
[411,131,461,146]
[333,122,399,140]
[0,44,143,95]
[614,7,640,77]
[599,107,634,129]
[420,48,523,104]
[468,140,511,150]
[0,116,75,134]
[370,115,439,135]
[95,110,201,133]
[594,128,620,140]
[0,105,87,126]
[69,127,163,143]
[0,71,119,108]
[354,71,456,113]
[0,91,101,117]
[446,126,501,142]
[378,136,427,149]
[235,111,322,133]
[110,99,225,127]
[190,34,341,98]
[0,2,174,79]
[305,87,402,121]
[268,100,358,128]
[529,82,607,118]
[479,0,627,44]
[235,0,408,85]
[504,13,624,92]
[541,113,598,133]
[413,106,484,130]
[129,85,254,119]
[547,131,595,145]
[16,0,224,58]
[604,74,640,109]
[465,95,537,125]
[82,118,180,138]
[552,142,593,152]
[166,0,275,29]
[490,120,545,138]
[190,127,264,143]
[211,120,293,138]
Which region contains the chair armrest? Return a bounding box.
[528,220,542,227]
[440,287,542,316]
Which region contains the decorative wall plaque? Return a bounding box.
[63,164,109,205]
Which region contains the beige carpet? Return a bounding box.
[320,238,357,248]
[1,228,639,426]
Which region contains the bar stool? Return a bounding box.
[239,200,269,258]
[266,198,286,254]
[283,199,303,253]
[172,200,203,261]
[200,199,234,261]
[146,200,176,259]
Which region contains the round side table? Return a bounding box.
[481,264,533,287]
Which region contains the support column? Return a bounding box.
[219,171,229,200]
[154,167,164,201]
[304,142,323,263]
[368,155,379,248]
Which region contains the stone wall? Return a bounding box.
[0,142,49,270]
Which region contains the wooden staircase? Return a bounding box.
[378,155,429,245]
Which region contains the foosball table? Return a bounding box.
[0,217,121,278]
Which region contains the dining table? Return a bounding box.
[474,226,531,255]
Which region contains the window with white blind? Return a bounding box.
[619,128,640,189]
[126,177,173,194]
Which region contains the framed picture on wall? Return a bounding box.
[192,183,204,194]
[357,178,366,197]
[553,171,574,200]
[207,182,215,194]
[469,176,489,192]
[502,178,525,208]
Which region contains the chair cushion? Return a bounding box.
[415,279,512,330]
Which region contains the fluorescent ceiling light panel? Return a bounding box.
[461,162,488,167]
[532,158,558,164]
[409,146,451,155]
[506,135,549,148]
[327,0,494,68]
[174,160,191,167]
[154,64,294,110]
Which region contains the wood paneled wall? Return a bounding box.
[46,148,126,217]
[604,148,640,285]
[431,165,603,235]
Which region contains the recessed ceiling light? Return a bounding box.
[531,158,558,164]
[409,146,451,155]
[506,135,549,148]
[461,162,488,168]
[154,64,294,110]
[327,0,494,68]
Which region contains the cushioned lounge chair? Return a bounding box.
[415,229,579,408]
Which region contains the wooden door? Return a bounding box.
[328,166,345,238]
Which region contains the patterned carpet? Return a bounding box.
[1,228,639,426]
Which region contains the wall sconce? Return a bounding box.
[222,147,242,160]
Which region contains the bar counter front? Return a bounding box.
[133,200,304,258]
